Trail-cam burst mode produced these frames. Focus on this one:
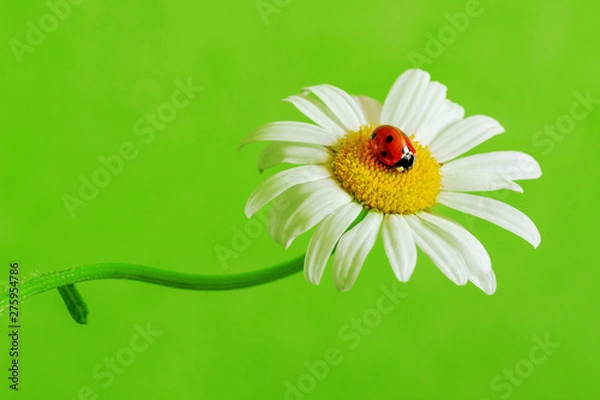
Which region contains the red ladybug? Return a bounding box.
[369,125,416,172]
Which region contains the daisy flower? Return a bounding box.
[239,69,541,294]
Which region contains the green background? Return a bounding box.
[1,0,599,399]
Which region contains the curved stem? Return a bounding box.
[0,255,305,314]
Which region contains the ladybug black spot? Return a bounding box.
[370,133,376,140]
[395,154,415,171]
[381,151,387,158]
[385,135,393,143]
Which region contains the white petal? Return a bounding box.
[417,99,465,146]
[257,142,332,172]
[381,214,417,282]
[437,191,541,248]
[304,84,368,132]
[245,165,332,218]
[380,69,449,138]
[353,95,382,124]
[381,69,427,129]
[267,179,353,248]
[404,81,447,136]
[442,171,524,193]
[429,116,505,163]
[442,151,542,181]
[417,212,496,295]
[332,211,383,291]
[304,202,363,285]
[283,95,346,138]
[404,215,469,286]
[442,151,541,193]
[239,121,337,150]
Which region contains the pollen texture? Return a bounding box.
[332,125,441,214]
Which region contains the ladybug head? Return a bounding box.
[395,147,415,172]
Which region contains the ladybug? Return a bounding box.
[369,125,416,172]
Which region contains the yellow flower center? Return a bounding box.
[332,124,441,214]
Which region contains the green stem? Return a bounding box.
[0,255,305,315]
